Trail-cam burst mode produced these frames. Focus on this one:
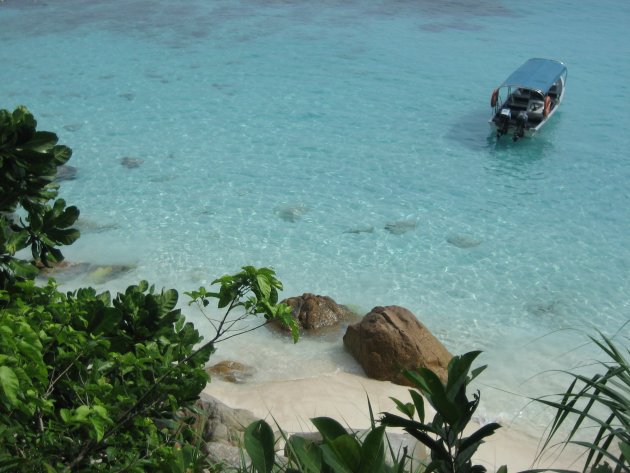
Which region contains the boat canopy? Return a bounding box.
[499,58,567,95]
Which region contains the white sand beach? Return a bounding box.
[205,371,581,472]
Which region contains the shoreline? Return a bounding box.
[204,370,582,472]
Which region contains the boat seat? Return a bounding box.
[511,90,530,102]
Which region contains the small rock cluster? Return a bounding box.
[190,393,260,469]
[269,293,452,386]
[200,293,453,468]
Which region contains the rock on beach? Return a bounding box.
[343,305,452,386]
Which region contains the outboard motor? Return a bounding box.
[496,108,511,138]
[513,111,528,141]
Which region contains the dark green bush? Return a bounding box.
[0,278,212,471]
[381,351,502,473]
[0,105,79,287]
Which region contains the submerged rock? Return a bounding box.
[343,225,374,234]
[275,203,308,223]
[118,92,135,101]
[55,165,78,181]
[63,123,83,132]
[119,156,144,169]
[207,360,255,384]
[87,264,134,284]
[39,261,135,285]
[384,220,417,235]
[525,299,561,317]
[446,234,482,249]
[38,261,91,283]
[75,218,119,233]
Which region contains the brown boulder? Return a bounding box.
[343,306,452,386]
[277,293,360,333]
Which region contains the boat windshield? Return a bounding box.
[500,58,567,95]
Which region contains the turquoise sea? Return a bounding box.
[2,0,629,432]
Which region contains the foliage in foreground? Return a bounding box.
[532,332,630,473]
[243,414,413,473]
[0,266,297,472]
[0,105,80,287]
[381,351,502,473]
[241,352,500,473]
[0,278,211,471]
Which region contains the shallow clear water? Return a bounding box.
[2,0,629,431]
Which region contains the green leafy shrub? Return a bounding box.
[381,351,503,473]
[243,416,393,473]
[0,278,212,471]
[242,399,416,473]
[0,106,79,286]
[0,267,297,471]
[186,265,299,344]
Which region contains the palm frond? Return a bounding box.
[534,329,630,473]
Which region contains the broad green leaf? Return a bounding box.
[390,396,415,419]
[320,444,354,473]
[6,230,28,254]
[90,417,106,442]
[60,408,71,423]
[380,413,445,456]
[28,211,43,232]
[409,389,426,423]
[0,366,19,405]
[459,423,501,452]
[468,364,488,384]
[21,131,58,151]
[407,368,460,425]
[256,273,272,300]
[331,434,361,471]
[160,289,179,315]
[287,436,322,473]
[217,288,233,308]
[244,420,275,473]
[54,205,80,228]
[311,417,348,442]
[17,340,42,364]
[74,405,91,421]
[87,307,122,335]
[92,405,110,419]
[46,227,80,245]
[446,351,482,400]
[359,426,386,473]
[8,258,38,279]
[14,105,36,124]
[52,144,72,164]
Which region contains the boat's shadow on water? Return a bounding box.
[448,108,558,179]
